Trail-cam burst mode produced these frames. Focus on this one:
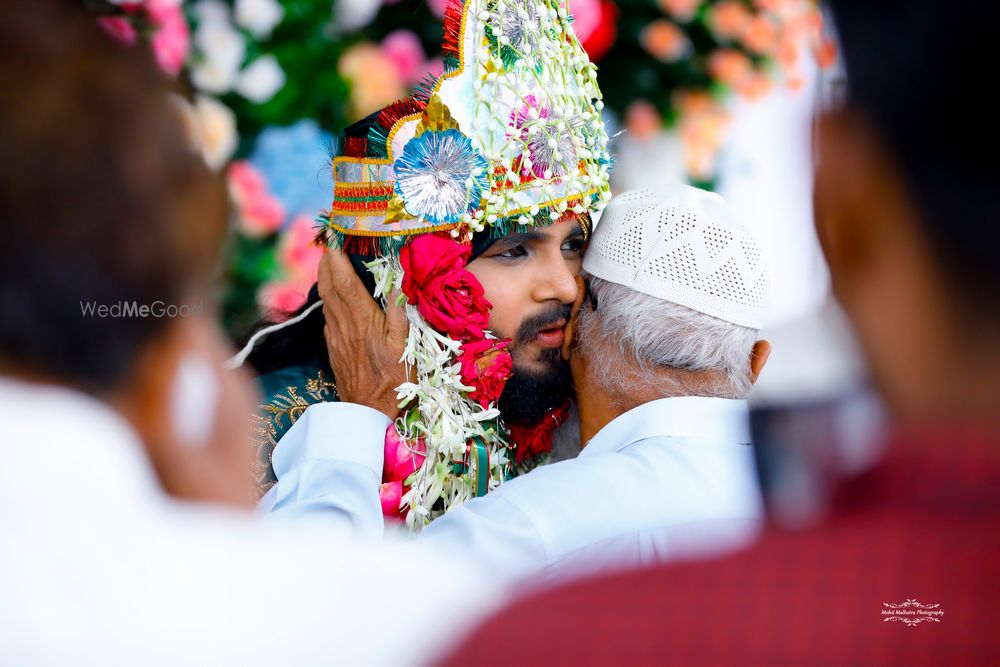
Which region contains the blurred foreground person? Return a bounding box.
[0,3,501,664]
[441,0,1000,664]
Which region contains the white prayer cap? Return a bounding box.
[583,185,769,329]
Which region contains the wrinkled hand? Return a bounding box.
[318,248,411,419]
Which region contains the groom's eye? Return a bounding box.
[495,245,528,259]
[562,238,584,256]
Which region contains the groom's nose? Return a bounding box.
[531,256,579,305]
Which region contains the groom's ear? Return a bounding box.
[749,340,771,385]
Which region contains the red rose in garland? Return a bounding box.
[399,234,469,298]
[400,234,492,340]
[508,402,572,464]
[457,338,513,408]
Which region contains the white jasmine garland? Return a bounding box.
[366,257,513,532]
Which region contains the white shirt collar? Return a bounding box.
[580,396,751,457]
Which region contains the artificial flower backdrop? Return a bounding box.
[85,0,831,339]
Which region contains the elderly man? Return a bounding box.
[441,0,1000,663]
[266,185,772,580]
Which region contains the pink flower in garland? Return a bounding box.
[380,425,428,520]
[400,235,492,341]
[457,338,513,409]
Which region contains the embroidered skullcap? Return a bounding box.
[583,186,769,328]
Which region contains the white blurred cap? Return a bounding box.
[583,185,769,328]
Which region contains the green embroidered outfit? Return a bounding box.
[250,364,337,498]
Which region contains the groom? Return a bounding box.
[264,185,772,581]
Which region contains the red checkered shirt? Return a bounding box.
[440,426,1000,666]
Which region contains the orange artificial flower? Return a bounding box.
[710,1,752,41]
[657,0,699,22]
[708,49,753,87]
[641,19,691,63]
[743,15,778,54]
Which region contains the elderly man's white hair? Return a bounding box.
[578,185,769,401]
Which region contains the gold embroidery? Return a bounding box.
[250,370,338,499]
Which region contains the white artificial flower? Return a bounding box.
[333,0,381,33]
[235,0,285,38]
[193,0,230,26]
[193,95,237,170]
[236,55,286,103]
[190,1,246,93]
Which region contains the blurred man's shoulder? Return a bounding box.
[441,429,1000,665]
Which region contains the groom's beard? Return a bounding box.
[498,306,573,424]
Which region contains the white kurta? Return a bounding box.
[262,395,764,583]
[0,378,506,666]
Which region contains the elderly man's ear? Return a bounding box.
[749,340,771,385]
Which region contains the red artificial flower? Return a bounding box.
[581,0,619,63]
[458,338,513,409]
[400,234,490,339]
[508,402,572,465]
[418,269,492,340]
[399,234,470,304]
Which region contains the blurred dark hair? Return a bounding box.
[0,1,227,393]
[826,0,1000,304]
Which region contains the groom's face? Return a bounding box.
[466,214,584,423]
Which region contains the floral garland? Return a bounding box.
[367,234,516,531]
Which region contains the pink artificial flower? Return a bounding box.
[580,0,618,63]
[277,215,325,286]
[257,280,309,319]
[381,30,425,85]
[97,16,138,46]
[569,0,601,42]
[228,161,285,238]
[427,0,449,19]
[147,0,190,78]
[412,57,444,85]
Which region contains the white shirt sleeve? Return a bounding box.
[262,401,550,580]
[259,402,390,538]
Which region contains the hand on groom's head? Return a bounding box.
[318,248,411,420]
